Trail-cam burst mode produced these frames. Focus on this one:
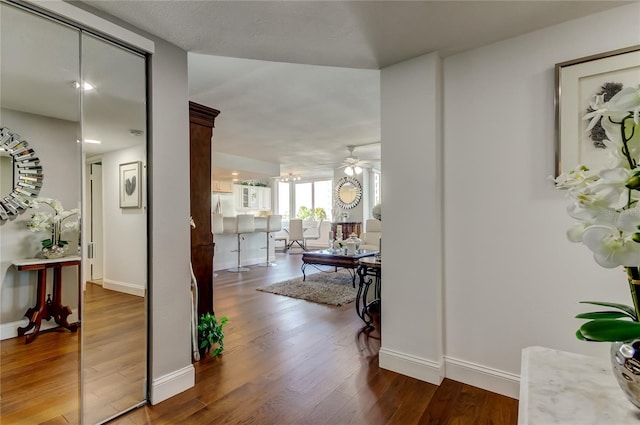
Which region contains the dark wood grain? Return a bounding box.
[1,252,518,424]
[189,101,220,317]
[115,253,518,425]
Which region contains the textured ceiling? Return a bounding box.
[78,0,633,180]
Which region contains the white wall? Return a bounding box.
[102,145,146,296]
[380,52,443,384]
[0,108,80,337]
[442,3,640,396]
[147,36,194,404]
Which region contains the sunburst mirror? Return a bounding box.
[0,127,43,220]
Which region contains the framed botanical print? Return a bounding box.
[119,161,141,208]
[555,46,640,176]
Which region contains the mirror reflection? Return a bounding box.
[0,147,12,196]
[1,3,82,423]
[339,183,358,204]
[0,3,148,424]
[335,176,362,209]
[81,32,148,425]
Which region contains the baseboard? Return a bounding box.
[379,347,443,385]
[378,348,520,399]
[444,356,520,399]
[150,364,195,405]
[1,309,79,340]
[103,279,145,297]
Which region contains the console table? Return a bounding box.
[12,256,81,344]
[518,346,640,424]
[356,256,381,330]
[331,221,362,238]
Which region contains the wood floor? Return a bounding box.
[114,252,518,425]
[1,252,518,424]
[1,283,145,425]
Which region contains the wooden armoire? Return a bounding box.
[189,101,220,318]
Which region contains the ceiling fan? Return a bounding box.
[339,145,376,176]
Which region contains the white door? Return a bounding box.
[88,162,104,280]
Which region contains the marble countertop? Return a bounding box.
[519,346,640,424]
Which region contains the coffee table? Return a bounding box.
[301,249,379,287]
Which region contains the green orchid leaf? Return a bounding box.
[576,311,632,320]
[576,329,587,341]
[579,301,637,319]
[579,319,640,342]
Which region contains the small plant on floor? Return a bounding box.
[198,312,228,357]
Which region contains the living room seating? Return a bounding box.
[303,218,323,248]
[287,218,306,251]
[360,218,381,251]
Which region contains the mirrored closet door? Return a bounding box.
[0,2,148,424]
[80,31,148,425]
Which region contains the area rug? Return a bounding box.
[256,270,356,306]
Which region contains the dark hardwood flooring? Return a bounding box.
[113,251,518,424]
[1,282,145,425]
[1,251,517,424]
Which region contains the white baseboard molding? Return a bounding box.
[150,364,195,405]
[379,347,443,385]
[1,309,79,340]
[103,279,145,297]
[444,356,520,399]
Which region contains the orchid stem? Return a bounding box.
[626,267,640,321]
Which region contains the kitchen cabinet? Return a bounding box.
[212,180,233,193]
[234,185,271,211]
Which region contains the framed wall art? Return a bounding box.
[555,45,640,176]
[119,161,141,208]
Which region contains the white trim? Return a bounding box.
[444,356,520,399]
[1,309,79,340]
[26,0,155,53]
[103,279,145,297]
[379,347,443,385]
[150,365,195,405]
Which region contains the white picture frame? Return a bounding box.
[555,46,640,176]
[119,161,141,208]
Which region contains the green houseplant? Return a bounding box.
[554,85,640,341]
[197,312,228,357]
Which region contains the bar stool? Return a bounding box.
[226,214,255,272]
[258,215,282,267]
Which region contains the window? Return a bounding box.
[313,180,332,221]
[294,182,312,219]
[373,170,381,206]
[281,179,333,221]
[277,181,290,220]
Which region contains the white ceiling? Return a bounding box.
[77,0,633,180]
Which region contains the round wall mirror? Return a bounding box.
[0,126,42,220]
[334,176,362,209]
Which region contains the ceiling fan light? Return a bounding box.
[354,166,363,174]
[344,166,354,176]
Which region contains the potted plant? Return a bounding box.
[197,312,228,357]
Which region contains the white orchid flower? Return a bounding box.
[567,223,588,242]
[607,87,640,125]
[584,94,608,132]
[565,179,627,221]
[582,223,640,268]
[554,165,598,190]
